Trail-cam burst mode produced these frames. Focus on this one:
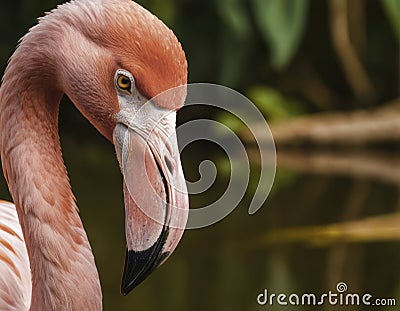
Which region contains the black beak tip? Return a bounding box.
[120,245,170,296]
[121,226,170,295]
[121,249,155,295]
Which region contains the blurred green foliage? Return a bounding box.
[218,0,251,39]
[0,0,398,131]
[252,0,309,70]
[248,86,305,121]
[217,86,304,134]
[382,0,400,41]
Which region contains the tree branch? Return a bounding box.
[330,0,374,103]
[255,98,400,147]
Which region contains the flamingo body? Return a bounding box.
[0,201,31,310]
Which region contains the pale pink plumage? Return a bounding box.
[0,201,31,311]
[0,0,188,310]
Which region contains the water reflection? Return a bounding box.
[263,213,400,245]
[0,135,399,310]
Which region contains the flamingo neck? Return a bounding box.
[0,43,102,311]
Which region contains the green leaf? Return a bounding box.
[218,33,248,86]
[251,0,309,70]
[382,0,400,41]
[217,0,251,86]
[217,0,251,39]
[247,86,305,121]
[217,112,244,134]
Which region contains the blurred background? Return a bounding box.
[0,0,399,310]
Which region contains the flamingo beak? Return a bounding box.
[113,109,188,295]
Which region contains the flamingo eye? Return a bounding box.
[116,74,132,93]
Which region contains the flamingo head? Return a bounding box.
[56,0,189,294]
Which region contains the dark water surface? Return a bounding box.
[0,131,399,311]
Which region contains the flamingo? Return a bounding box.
[0,0,189,310]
